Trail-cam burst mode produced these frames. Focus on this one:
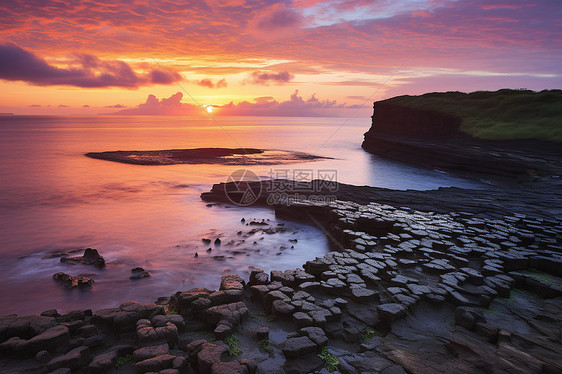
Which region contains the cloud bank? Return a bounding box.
[114,91,364,117]
[0,43,181,88]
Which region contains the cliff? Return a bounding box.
[361,91,562,183]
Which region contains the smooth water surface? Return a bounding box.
[0,115,483,315]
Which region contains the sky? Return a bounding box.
[0,0,560,116]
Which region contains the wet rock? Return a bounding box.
[136,319,178,347]
[47,345,90,371]
[377,303,407,322]
[271,270,296,287]
[35,349,51,363]
[5,324,70,356]
[151,314,185,331]
[280,336,317,358]
[130,267,152,280]
[454,306,485,330]
[60,248,105,268]
[88,345,134,371]
[300,327,328,346]
[350,287,379,303]
[53,272,94,288]
[170,288,213,313]
[256,327,269,340]
[272,300,295,316]
[197,342,228,374]
[220,274,244,291]
[249,269,269,285]
[205,302,248,325]
[133,353,176,373]
[213,321,233,340]
[211,361,249,374]
[40,310,60,318]
[293,312,314,328]
[93,302,164,332]
[133,343,169,362]
[0,314,57,342]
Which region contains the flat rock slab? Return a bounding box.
[86,148,330,165]
[280,336,317,358]
[378,303,407,322]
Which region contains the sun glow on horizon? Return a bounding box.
[206,105,214,113]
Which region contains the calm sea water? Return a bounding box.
[0,115,483,315]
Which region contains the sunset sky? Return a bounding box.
[0,0,560,116]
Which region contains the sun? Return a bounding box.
[206,105,214,113]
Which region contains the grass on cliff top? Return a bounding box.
[380,89,562,142]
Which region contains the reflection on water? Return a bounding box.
[0,115,483,315]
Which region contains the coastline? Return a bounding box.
[2,102,561,372]
[2,175,561,372]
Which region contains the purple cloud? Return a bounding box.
[218,90,363,117]
[246,71,294,85]
[196,78,228,88]
[112,92,200,115]
[0,43,181,88]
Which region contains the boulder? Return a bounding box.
[133,353,176,373]
[197,342,228,374]
[52,272,94,288]
[249,269,269,285]
[280,336,317,358]
[377,303,407,322]
[205,302,248,325]
[211,361,249,374]
[93,302,164,332]
[300,327,328,346]
[136,319,178,347]
[60,248,105,268]
[47,346,90,371]
[0,314,56,341]
[133,343,170,362]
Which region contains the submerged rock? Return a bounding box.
[53,272,94,288]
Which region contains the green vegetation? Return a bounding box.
[483,307,498,314]
[381,89,562,142]
[114,355,133,369]
[318,346,339,372]
[520,270,555,285]
[258,338,273,353]
[166,309,178,315]
[225,335,243,357]
[361,327,383,343]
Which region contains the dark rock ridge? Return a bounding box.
[361,101,562,182]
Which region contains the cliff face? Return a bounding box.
[361,101,560,182]
[363,102,463,143]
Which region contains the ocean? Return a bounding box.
[0,115,483,315]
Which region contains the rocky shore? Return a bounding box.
[2,176,561,373]
[3,97,561,372]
